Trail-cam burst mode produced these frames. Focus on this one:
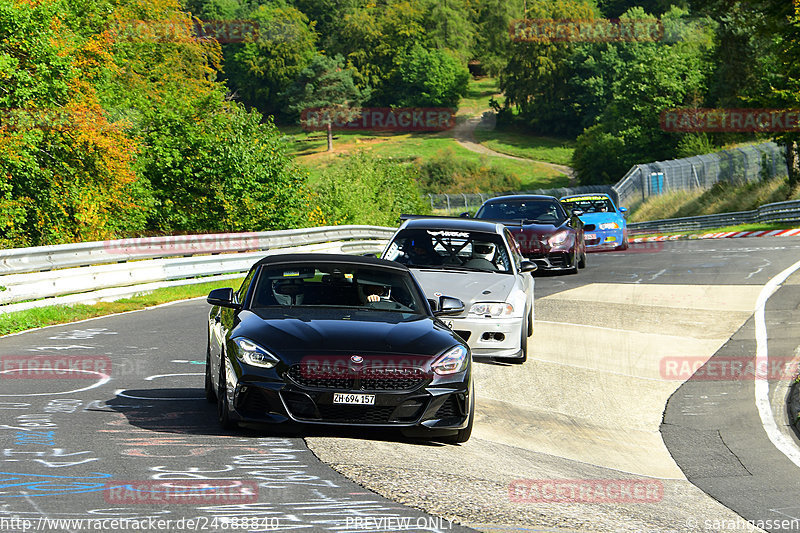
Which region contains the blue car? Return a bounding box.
[559,194,628,251]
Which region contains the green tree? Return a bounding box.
[283,54,368,151]
[223,1,318,118]
[500,0,600,135]
[391,44,470,108]
[572,6,716,184]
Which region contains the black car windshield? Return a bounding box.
[383,229,513,273]
[476,200,567,224]
[561,196,616,213]
[250,264,426,314]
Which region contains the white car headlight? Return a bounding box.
[599,222,619,230]
[431,345,469,375]
[233,338,280,369]
[469,302,514,317]
[548,230,569,246]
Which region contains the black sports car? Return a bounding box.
[205,253,474,443]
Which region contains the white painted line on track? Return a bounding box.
[754,258,800,469]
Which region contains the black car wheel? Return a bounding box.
[578,250,587,268]
[205,343,216,403]
[217,357,236,430]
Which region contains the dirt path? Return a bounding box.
[451,110,576,184]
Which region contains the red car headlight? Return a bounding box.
[548,230,570,246]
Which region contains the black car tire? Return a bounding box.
[527,308,533,338]
[217,357,236,430]
[510,311,528,364]
[567,250,579,274]
[205,343,216,403]
[578,250,587,268]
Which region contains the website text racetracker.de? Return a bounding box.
[0,515,281,532]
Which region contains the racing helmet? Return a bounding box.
[472,241,496,261]
[272,278,304,305]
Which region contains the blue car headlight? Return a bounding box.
[599,222,619,230]
[232,338,280,369]
[431,345,469,375]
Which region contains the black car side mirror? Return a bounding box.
[427,298,438,312]
[459,212,471,218]
[207,288,240,309]
[434,296,464,316]
[520,260,538,273]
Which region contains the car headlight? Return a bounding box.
[431,345,469,375]
[599,222,619,230]
[232,338,280,369]
[548,230,569,246]
[469,302,514,317]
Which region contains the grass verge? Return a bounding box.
[627,177,800,222]
[473,126,575,166]
[0,278,244,337]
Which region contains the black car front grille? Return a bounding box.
[360,367,427,391]
[316,405,397,424]
[286,364,429,392]
[286,365,356,390]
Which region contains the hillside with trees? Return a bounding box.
[1,0,798,247]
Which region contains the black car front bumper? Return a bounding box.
[227,364,472,430]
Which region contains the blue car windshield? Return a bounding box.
[561,196,616,213]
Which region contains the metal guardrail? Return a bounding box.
[0,226,396,275]
[0,226,394,313]
[627,199,800,234]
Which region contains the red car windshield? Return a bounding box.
[476,200,566,225]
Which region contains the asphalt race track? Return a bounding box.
[1,236,800,533]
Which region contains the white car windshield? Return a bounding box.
[384,229,513,273]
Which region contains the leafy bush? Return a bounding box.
[417,148,521,193]
[312,152,429,226]
[141,107,309,233]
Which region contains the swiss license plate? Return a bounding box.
[333,393,375,405]
[585,233,596,240]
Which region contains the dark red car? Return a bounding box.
[472,195,586,273]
